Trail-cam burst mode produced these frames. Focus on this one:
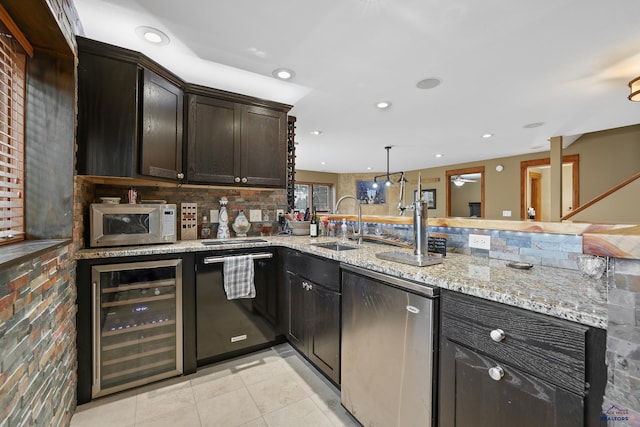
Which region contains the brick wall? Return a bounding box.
[0,244,76,426]
[603,258,640,426]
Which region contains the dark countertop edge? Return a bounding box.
[0,239,72,270]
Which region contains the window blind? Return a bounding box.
[0,27,26,245]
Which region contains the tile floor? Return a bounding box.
[70,344,358,427]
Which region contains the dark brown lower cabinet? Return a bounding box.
[286,271,340,385]
[439,290,606,427]
[439,339,583,427]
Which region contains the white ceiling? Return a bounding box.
[73,0,640,174]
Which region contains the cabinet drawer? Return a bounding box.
[441,291,587,394]
[284,250,340,291]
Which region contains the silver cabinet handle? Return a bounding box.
[241,177,248,183]
[488,366,504,381]
[490,328,506,342]
[234,177,241,183]
[176,172,184,179]
[92,281,100,387]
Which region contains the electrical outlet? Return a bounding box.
[276,209,284,218]
[469,234,491,250]
[502,210,512,217]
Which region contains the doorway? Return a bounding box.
[520,155,579,220]
[529,172,541,220]
[446,166,485,218]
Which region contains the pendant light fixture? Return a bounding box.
[372,146,405,188]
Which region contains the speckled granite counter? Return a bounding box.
[76,236,608,329]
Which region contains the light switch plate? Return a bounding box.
[469,234,491,250]
[502,210,512,217]
[249,209,262,222]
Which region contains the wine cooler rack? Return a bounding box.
[91,259,183,398]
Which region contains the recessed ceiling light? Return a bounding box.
[376,101,392,109]
[482,133,493,139]
[435,154,443,158]
[310,130,322,136]
[320,161,326,165]
[523,122,544,128]
[272,68,295,80]
[416,78,442,90]
[135,26,170,46]
[366,166,372,170]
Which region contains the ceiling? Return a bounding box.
[73,0,640,174]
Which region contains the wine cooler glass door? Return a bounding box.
[92,259,183,398]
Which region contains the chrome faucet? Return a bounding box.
[334,195,363,244]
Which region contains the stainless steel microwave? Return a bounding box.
[89,203,177,247]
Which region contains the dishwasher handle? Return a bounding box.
[203,252,273,264]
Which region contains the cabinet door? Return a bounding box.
[286,271,307,352]
[439,339,584,427]
[140,69,184,181]
[241,105,287,187]
[308,283,340,385]
[77,52,138,177]
[187,95,240,184]
[253,256,278,325]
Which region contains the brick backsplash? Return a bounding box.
[74,180,288,247]
[0,244,76,426]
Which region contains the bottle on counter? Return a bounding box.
[303,207,310,221]
[199,214,211,239]
[341,218,348,243]
[217,198,230,239]
[310,210,319,237]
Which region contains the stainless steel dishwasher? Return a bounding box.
[341,264,439,427]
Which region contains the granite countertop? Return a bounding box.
[76,236,608,329]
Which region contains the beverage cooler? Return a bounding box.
[90,259,183,398]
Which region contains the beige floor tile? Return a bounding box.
[197,387,262,427]
[285,356,335,395]
[135,381,196,423]
[70,395,137,427]
[237,358,295,386]
[263,397,334,427]
[246,371,311,415]
[191,369,246,403]
[310,393,357,427]
[135,403,202,427]
[239,417,268,427]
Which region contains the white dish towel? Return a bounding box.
[223,255,256,300]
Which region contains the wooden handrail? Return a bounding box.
[562,171,640,220]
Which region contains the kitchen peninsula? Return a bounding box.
[74,214,613,426]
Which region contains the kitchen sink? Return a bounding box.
[312,242,360,251]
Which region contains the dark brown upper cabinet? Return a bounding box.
[76,37,185,182]
[140,69,184,181]
[187,94,287,187]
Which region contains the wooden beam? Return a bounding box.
[0,5,33,57]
